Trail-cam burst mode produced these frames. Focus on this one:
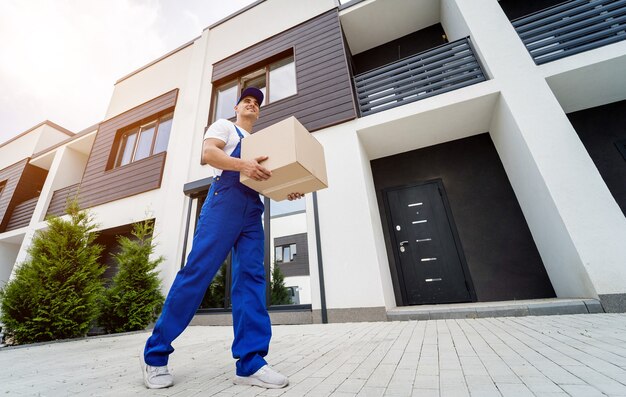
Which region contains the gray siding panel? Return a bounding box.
[212,10,356,132]
[47,184,80,218]
[6,196,38,231]
[0,160,29,230]
[0,160,47,232]
[274,232,309,277]
[76,90,178,209]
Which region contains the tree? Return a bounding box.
[98,220,165,333]
[0,201,104,344]
[270,263,292,305]
[200,262,228,308]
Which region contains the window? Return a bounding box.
[212,55,297,121]
[115,113,173,167]
[269,57,297,103]
[214,82,238,120]
[275,243,297,263]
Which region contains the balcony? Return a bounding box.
[354,37,486,116]
[513,0,626,65]
[46,183,80,218]
[5,197,38,231]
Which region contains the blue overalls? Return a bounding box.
[144,125,271,377]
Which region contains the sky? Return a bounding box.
[0,0,256,144]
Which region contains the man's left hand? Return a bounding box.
[287,193,304,201]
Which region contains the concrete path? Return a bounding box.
[1,313,626,396]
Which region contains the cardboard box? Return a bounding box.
[240,116,328,201]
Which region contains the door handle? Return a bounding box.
[399,241,408,246]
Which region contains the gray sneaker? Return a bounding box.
[233,365,289,389]
[140,352,174,389]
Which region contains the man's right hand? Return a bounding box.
[241,156,272,181]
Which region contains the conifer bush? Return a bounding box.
[200,262,227,308]
[0,201,104,344]
[270,264,292,305]
[98,220,164,333]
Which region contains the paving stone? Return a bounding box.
[410,389,439,397]
[559,384,608,397]
[2,314,626,396]
[355,386,384,397]
[495,382,536,397]
[336,378,366,394]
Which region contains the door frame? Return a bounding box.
[382,178,477,306]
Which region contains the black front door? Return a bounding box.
[385,180,473,305]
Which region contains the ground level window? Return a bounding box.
[115,113,173,167]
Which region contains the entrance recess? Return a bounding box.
[384,180,474,305]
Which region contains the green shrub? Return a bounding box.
[270,264,292,305]
[200,262,227,308]
[0,201,104,344]
[98,220,164,333]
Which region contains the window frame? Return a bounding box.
[114,112,173,168]
[211,52,297,122]
[275,243,297,263]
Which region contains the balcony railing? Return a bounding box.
[5,197,39,231]
[513,0,626,65]
[354,37,486,117]
[46,183,80,218]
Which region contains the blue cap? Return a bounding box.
[237,87,264,106]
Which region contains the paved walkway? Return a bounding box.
[2,313,626,396]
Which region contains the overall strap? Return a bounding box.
[233,125,245,140]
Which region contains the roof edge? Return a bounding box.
[115,38,198,85]
[0,120,74,151]
[204,0,267,31]
[30,122,100,159]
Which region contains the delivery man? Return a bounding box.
[141,87,301,389]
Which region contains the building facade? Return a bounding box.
[1,0,626,324]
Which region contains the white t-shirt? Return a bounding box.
[203,119,251,176]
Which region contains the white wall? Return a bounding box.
[153,31,213,293]
[271,212,306,240]
[0,241,21,287]
[312,123,392,310]
[489,96,597,297]
[453,0,626,297]
[105,45,194,120]
[284,275,311,305]
[0,130,40,170]
[33,125,72,154]
[206,0,336,64]
[32,145,90,224]
[0,123,72,170]
[543,48,626,113]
